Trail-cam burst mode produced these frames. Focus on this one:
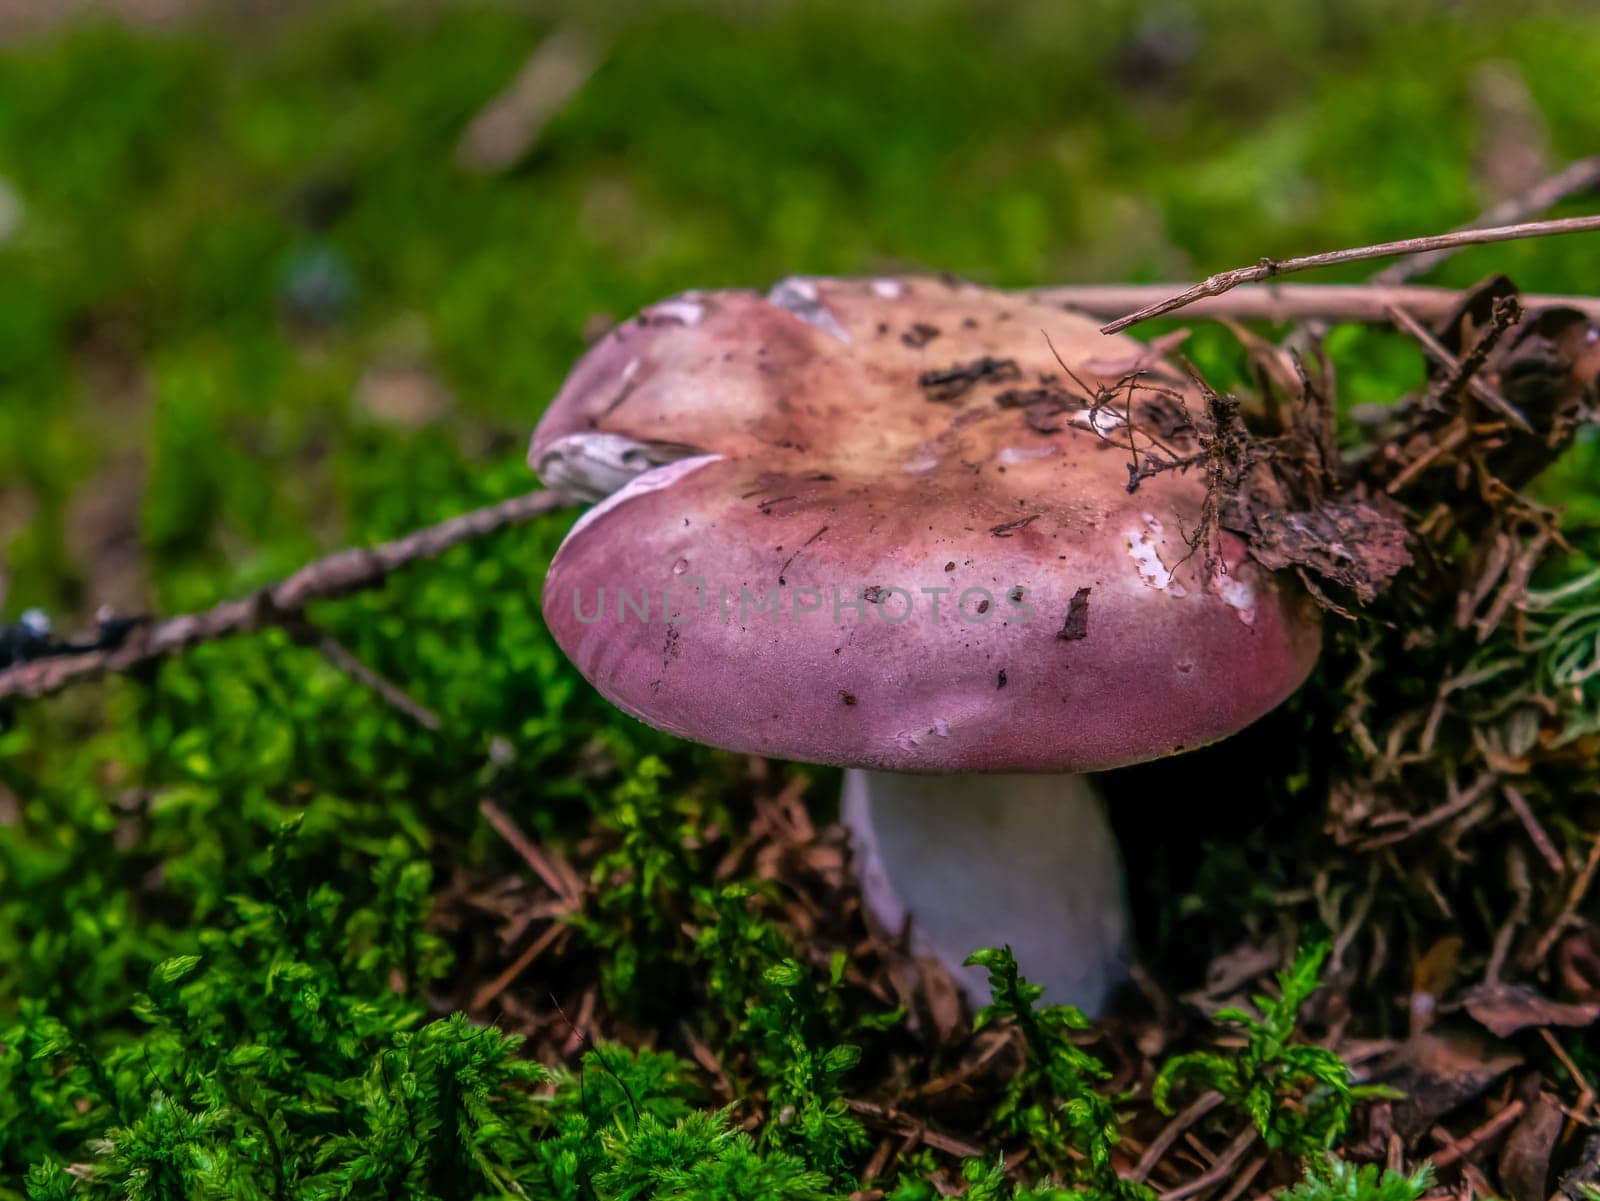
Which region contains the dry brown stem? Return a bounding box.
[1372,154,1600,285]
[1099,214,1600,333]
[1033,282,1600,327]
[0,489,576,703]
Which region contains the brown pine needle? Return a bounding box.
[480,798,585,906]
[468,920,566,1012]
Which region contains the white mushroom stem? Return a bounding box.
[842,769,1130,1015]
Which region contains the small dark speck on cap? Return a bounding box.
[997,669,1007,688]
[840,691,857,706]
[1057,586,1091,642]
[944,561,956,572]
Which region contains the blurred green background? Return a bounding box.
[6,0,1600,623]
[5,0,1600,1188]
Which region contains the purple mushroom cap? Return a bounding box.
[533,276,1322,773]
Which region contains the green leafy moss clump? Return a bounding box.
[1153,944,1394,1155]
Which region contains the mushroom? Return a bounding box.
[531,277,1322,1012]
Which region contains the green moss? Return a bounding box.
[6,0,1600,1194]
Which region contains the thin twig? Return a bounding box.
[1373,155,1600,285]
[1352,772,1499,852]
[843,1099,985,1160]
[1099,214,1600,333]
[861,1136,895,1187]
[1132,1091,1226,1182]
[1428,1099,1525,1169]
[1382,303,1531,434]
[1284,158,1600,353]
[1385,424,1475,498]
[1485,847,1531,984]
[0,489,576,703]
[1531,836,1600,965]
[1425,295,1523,415]
[1502,785,1565,874]
[468,921,566,1012]
[560,987,597,1058]
[1158,1126,1259,1201]
[480,797,584,907]
[1034,282,1600,326]
[1474,526,1557,642]
[1213,1155,1268,1201]
[1540,1029,1598,1118]
[302,626,442,731]
[454,28,604,174]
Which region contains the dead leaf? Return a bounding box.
[1460,982,1600,1037]
[1229,498,1412,605]
[1498,1093,1566,1201]
[1557,925,1600,1002]
[1369,1028,1523,1139]
[917,955,966,1045]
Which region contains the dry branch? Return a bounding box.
[1131,1091,1226,1182]
[1099,214,1600,333]
[0,489,576,703]
[1373,154,1600,285]
[1427,1099,1525,1172]
[843,1099,985,1160]
[1158,1126,1258,1201]
[1031,282,1600,326]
